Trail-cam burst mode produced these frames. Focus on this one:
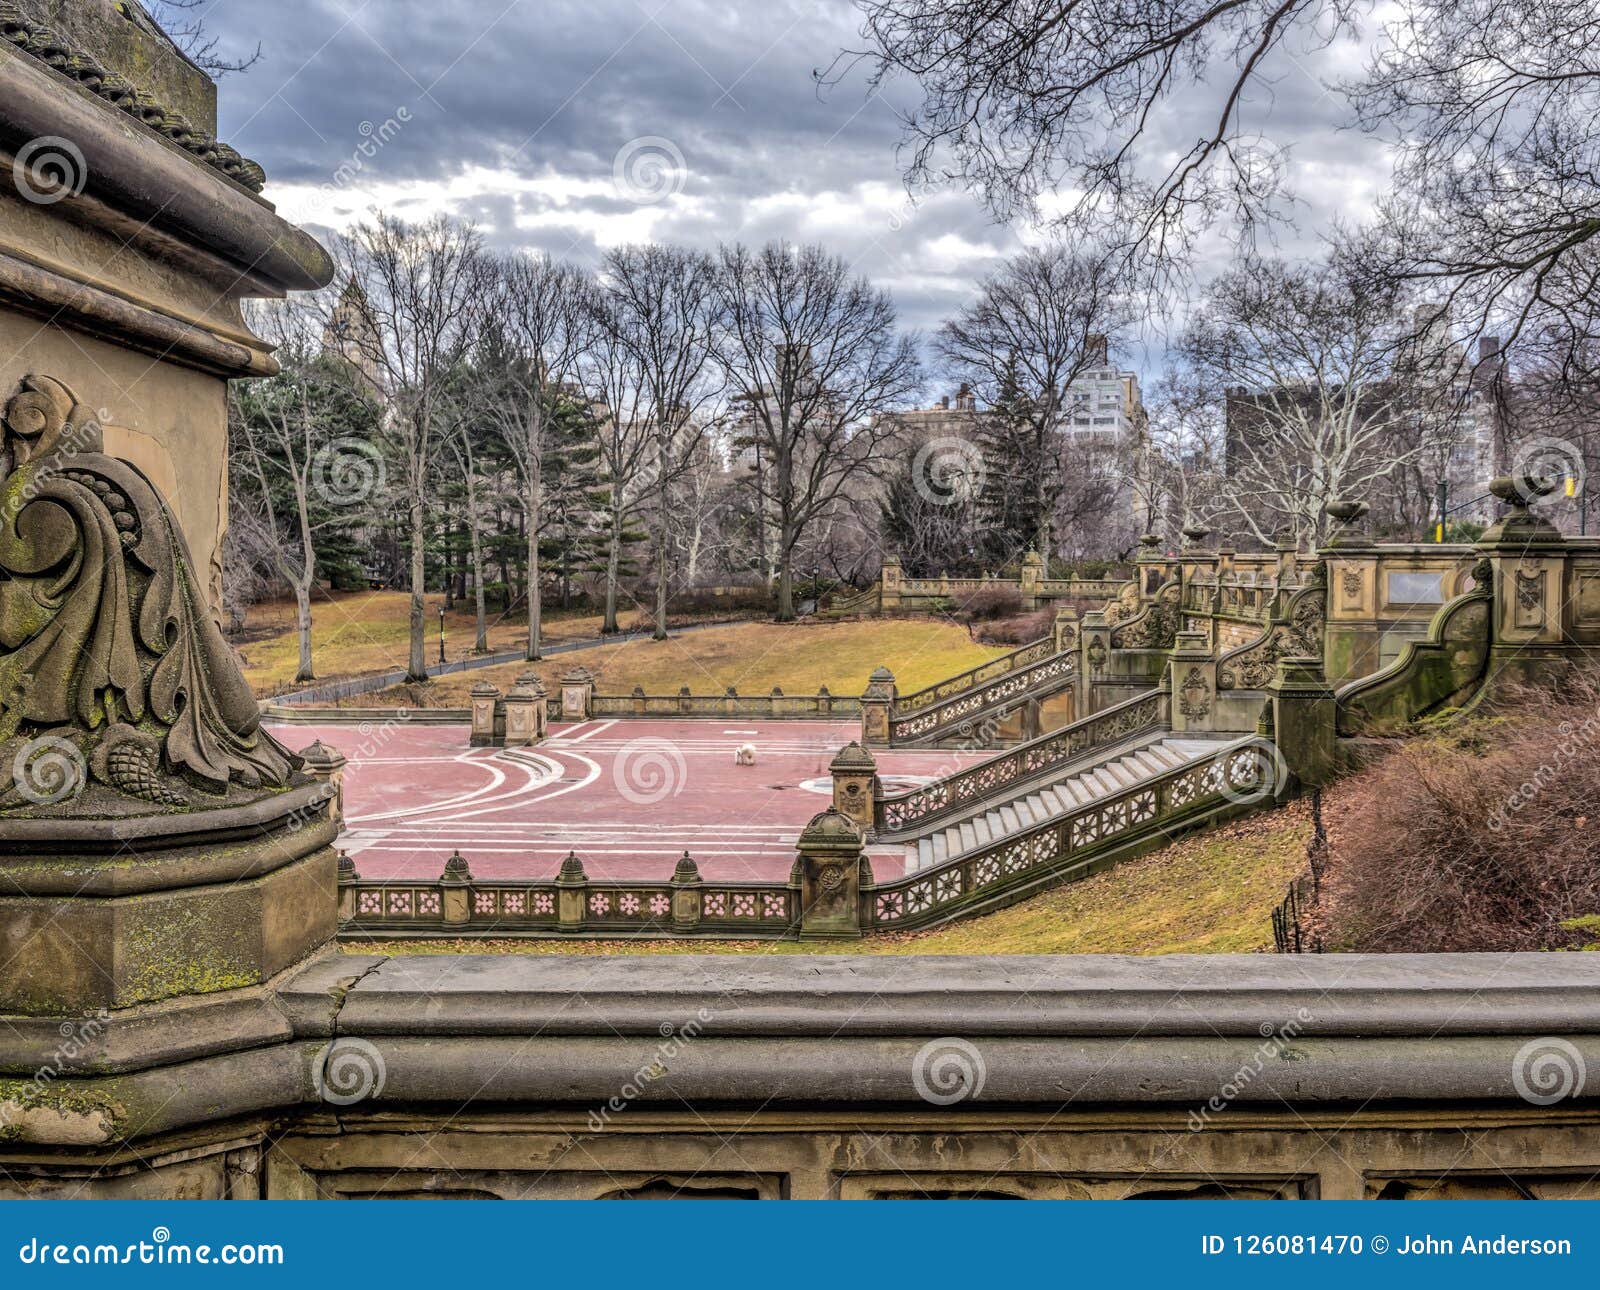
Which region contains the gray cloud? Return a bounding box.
[205,0,1388,378]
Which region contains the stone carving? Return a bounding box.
[1177,666,1211,722]
[1085,636,1107,673]
[0,376,297,815]
[1109,580,1181,650]
[1340,568,1362,600]
[1515,568,1543,612]
[1217,590,1325,691]
[1100,581,1141,626]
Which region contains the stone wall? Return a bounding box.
[7,954,1600,1199]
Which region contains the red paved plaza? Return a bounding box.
[271,718,990,882]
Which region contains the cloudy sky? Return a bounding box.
[199,0,1392,382]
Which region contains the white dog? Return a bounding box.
[733,743,757,766]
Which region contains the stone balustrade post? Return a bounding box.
[1168,630,1218,735]
[860,666,896,746]
[502,672,543,746]
[556,852,588,929]
[1019,548,1044,608]
[671,852,702,930]
[337,851,360,923]
[469,681,501,747]
[794,809,868,939]
[1477,477,1572,687]
[1053,606,1080,653]
[879,551,903,611]
[829,741,879,834]
[439,850,473,929]
[298,739,348,826]
[1265,657,1336,791]
[560,667,595,721]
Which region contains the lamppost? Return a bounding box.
[437,607,446,666]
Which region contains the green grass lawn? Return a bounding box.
[350,798,1313,957]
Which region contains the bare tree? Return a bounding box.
[146,1,262,76]
[1185,248,1417,546]
[938,245,1131,558]
[713,242,921,620]
[337,214,490,681]
[599,245,724,639]
[479,254,599,659]
[846,0,1600,364]
[229,296,378,681]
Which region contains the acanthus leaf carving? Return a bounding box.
[0,375,299,816]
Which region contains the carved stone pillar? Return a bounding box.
[470,681,501,746]
[1266,657,1336,790]
[560,667,595,721]
[1168,630,1217,735]
[1478,477,1571,687]
[794,809,868,940]
[829,741,879,834]
[860,666,896,746]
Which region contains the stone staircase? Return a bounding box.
[898,734,1232,873]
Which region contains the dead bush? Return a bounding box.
[974,608,1054,647]
[1316,670,1600,952]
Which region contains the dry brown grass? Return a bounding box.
[362,617,1006,707]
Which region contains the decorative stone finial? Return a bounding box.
[337,851,359,881]
[829,740,877,772]
[672,851,701,884]
[0,375,300,819]
[441,850,473,883]
[1180,525,1212,547]
[557,851,587,883]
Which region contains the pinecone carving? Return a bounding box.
[90,725,187,807]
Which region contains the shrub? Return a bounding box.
[1316,670,1600,952]
[960,587,1023,621]
[974,609,1054,646]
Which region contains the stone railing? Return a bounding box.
[885,650,1077,746]
[592,687,858,720]
[876,689,1170,835]
[1215,581,1327,693]
[868,736,1272,931]
[1334,587,1492,736]
[893,637,1056,714]
[340,853,798,938]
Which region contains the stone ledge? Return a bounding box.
[321,952,1600,1038]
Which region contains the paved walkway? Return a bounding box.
[270,718,990,883]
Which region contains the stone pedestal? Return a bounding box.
[503,672,545,746]
[1266,657,1336,789]
[829,741,879,834]
[470,682,501,746]
[860,666,896,746]
[560,667,595,721]
[1168,630,1217,735]
[794,810,867,939]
